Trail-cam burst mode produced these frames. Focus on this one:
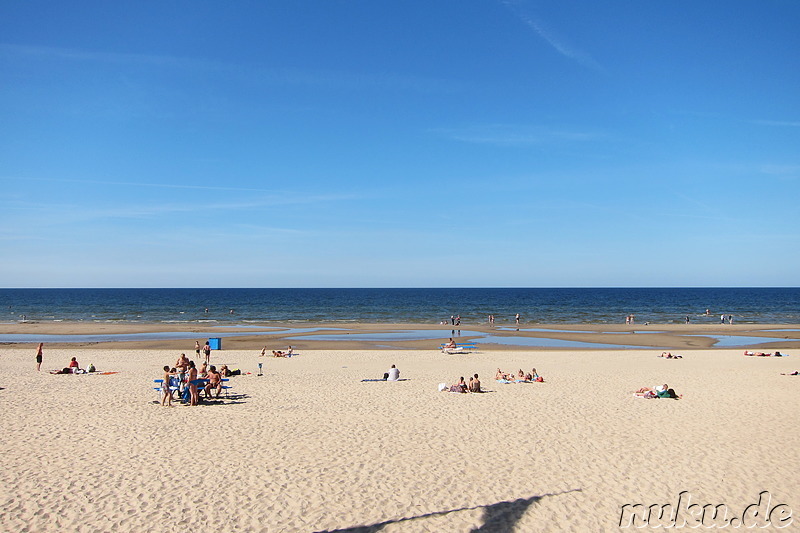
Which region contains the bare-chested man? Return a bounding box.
[175,353,189,393]
[204,366,222,399]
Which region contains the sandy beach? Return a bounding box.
[1,327,799,531]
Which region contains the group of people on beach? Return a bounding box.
[495,368,544,383]
[437,313,521,326]
[441,374,482,393]
[161,352,229,406]
[36,344,98,374]
[260,346,294,357]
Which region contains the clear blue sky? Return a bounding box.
[1,1,798,288]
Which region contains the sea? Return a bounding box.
[1,287,798,326]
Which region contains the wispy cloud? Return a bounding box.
[759,164,800,179]
[0,43,192,68]
[500,0,604,72]
[436,124,604,146]
[0,43,461,95]
[1,175,360,198]
[752,119,800,127]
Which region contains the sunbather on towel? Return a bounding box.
[469,374,482,392]
[449,377,468,393]
[634,383,681,399]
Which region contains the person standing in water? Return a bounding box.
[35,342,43,371]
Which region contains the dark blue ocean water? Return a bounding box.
[1,288,798,325]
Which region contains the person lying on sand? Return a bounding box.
[659,352,683,359]
[780,371,799,375]
[634,383,681,399]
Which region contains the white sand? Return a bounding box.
[1,347,798,532]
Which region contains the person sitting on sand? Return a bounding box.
[449,377,468,393]
[68,357,80,373]
[445,338,457,349]
[219,364,231,377]
[386,364,400,381]
[287,346,294,356]
[469,374,481,393]
[204,366,223,399]
[199,361,208,378]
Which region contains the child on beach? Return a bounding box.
[161,366,175,406]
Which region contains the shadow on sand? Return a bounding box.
[314,488,582,533]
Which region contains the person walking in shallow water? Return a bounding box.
[35,342,43,371]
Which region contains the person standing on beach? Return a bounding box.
[515,313,520,325]
[203,341,211,364]
[187,361,199,406]
[175,353,189,392]
[195,340,201,358]
[161,366,175,406]
[35,342,43,371]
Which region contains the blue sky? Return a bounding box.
[1,1,798,288]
